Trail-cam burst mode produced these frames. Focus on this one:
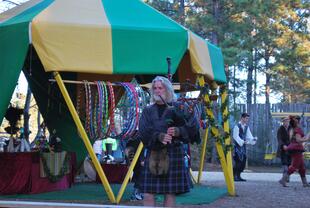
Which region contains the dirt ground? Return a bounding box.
[205,180,310,208]
[122,165,310,208]
[1,164,309,208]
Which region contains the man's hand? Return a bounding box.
[160,134,172,145]
[167,127,180,137]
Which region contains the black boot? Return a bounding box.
[301,177,310,187]
[233,170,238,181]
[234,171,240,181]
[234,172,246,182]
[279,173,288,187]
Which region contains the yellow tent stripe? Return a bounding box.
[31,0,113,73]
[0,0,43,23]
[188,32,214,80]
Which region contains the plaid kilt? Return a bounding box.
[140,145,192,194]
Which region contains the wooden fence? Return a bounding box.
[231,103,310,165]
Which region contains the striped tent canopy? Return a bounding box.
[0,0,226,163]
[0,0,226,83]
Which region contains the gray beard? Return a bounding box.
[153,94,167,103]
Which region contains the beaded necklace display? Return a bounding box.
[101,81,109,137]
[131,78,148,111]
[83,80,90,137]
[95,81,108,139]
[95,81,102,138]
[106,81,116,137]
[84,80,95,139]
[115,82,131,138]
[118,82,138,139]
[89,82,96,139]
[76,80,149,141]
[93,88,99,139]
[124,83,139,138]
[95,81,109,138]
[76,85,83,122]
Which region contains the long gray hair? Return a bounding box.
[150,76,176,103]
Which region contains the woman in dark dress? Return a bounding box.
[138,76,198,207]
[276,117,291,182]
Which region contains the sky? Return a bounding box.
[15,72,28,94]
[1,0,281,104]
[0,0,26,13]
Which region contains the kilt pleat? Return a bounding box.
[140,145,192,194]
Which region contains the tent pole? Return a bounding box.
[48,79,181,90]
[189,168,198,184]
[220,85,235,194]
[197,127,209,183]
[53,72,116,203]
[209,93,235,196]
[116,142,143,203]
[197,76,235,196]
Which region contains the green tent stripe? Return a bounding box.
[102,0,188,75]
[0,0,54,26]
[207,42,227,83]
[0,0,54,125]
[0,23,29,121]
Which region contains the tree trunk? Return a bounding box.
[178,0,185,25]
[265,56,271,105]
[253,49,258,104]
[246,64,253,105]
[265,73,271,105]
[211,0,220,45]
[233,65,236,114]
[264,55,273,160]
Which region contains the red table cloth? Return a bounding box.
[0,152,76,195]
[96,163,128,184]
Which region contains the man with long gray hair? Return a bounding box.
[138,76,198,207]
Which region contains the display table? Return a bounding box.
[0,152,76,195]
[96,163,128,184]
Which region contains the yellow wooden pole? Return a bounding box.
[53,72,116,203]
[116,142,143,203]
[212,117,234,195]
[190,168,198,184]
[197,76,234,196]
[221,87,235,193]
[210,94,235,196]
[201,81,228,173]
[197,127,209,183]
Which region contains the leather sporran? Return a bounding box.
[149,147,169,176]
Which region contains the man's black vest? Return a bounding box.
[233,123,248,161]
[238,123,248,142]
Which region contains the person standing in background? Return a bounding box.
[233,113,257,182]
[276,117,291,183]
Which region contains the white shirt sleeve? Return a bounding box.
[246,128,257,145]
[233,124,245,146]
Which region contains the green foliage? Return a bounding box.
[146,0,309,104]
